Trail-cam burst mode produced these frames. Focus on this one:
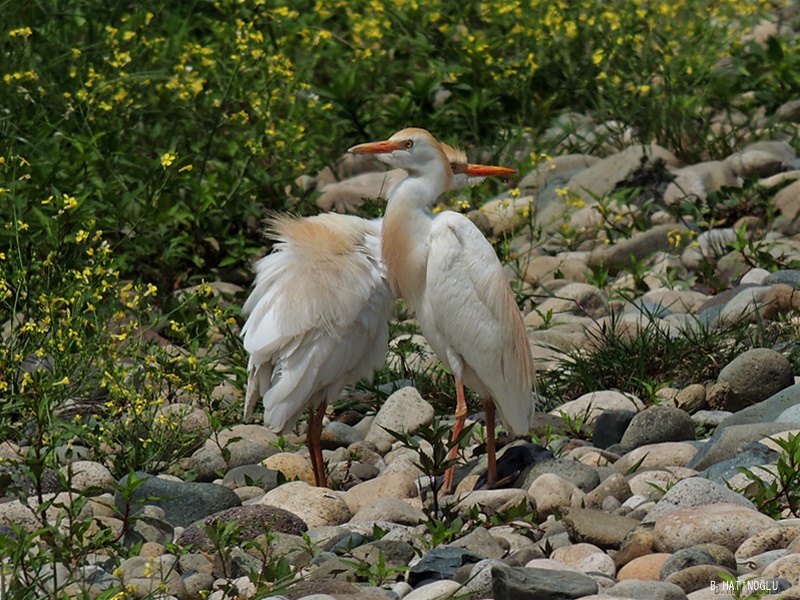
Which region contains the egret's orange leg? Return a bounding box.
[442,379,467,494]
[307,401,327,487]
[483,399,497,488]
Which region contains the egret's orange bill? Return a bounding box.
[348,140,406,154]
[461,164,516,177]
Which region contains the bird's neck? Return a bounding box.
[381,178,438,306]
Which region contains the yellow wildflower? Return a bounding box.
[161,152,177,168]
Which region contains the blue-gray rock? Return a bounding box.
[491,563,599,600]
[328,532,373,554]
[324,421,365,446]
[699,442,779,485]
[520,458,600,492]
[222,464,279,491]
[660,548,716,579]
[606,579,688,600]
[123,514,173,547]
[719,384,800,428]
[115,472,241,528]
[408,547,483,588]
[717,348,794,410]
[593,410,636,449]
[619,406,696,450]
[688,422,800,470]
[765,269,800,287]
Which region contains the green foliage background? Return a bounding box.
[3,0,798,290]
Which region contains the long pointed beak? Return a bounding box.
[462,164,516,177]
[348,140,406,154]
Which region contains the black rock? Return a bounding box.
[592,410,636,449]
[475,443,554,490]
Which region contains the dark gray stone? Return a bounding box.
[619,406,696,450]
[660,548,716,579]
[520,458,600,492]
[717,348,794,410]
[592,410,636,449]
[491,563,599,600]
[324,421,364,446]
[222,464,279,491]
[408,547,483,588]
[349,539,416,571]
[115,472,241,528]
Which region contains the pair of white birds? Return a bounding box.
[241,128,536,493]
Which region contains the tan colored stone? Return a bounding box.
[260,481,351,528]
[263,452,315,485]
[653,503,776,553]
[342,472,418,515]
[616,553,671,580]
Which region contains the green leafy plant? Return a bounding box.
[738,433,800,519]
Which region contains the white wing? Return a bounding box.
[423,212,535,435]
[241,215,391,433]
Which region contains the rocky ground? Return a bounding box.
[6,102,800,599]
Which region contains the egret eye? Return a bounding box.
[404,140,414,149]
[451,164,459,173]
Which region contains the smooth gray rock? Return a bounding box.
[447,526,506,560]
[589,224,690,272]
[765,269,800,287]
[562,508,639,549]
[619,406,696,450]
[687,422,800,470]
[660,548,716,579]
[521,458,600,492]
[606,579,688,600]
[491,563,599,600]
[717,348,794,410]
[324,421,365,446]
[567,144,679,203]
[115,472,241,528]
[222,464,279,491]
